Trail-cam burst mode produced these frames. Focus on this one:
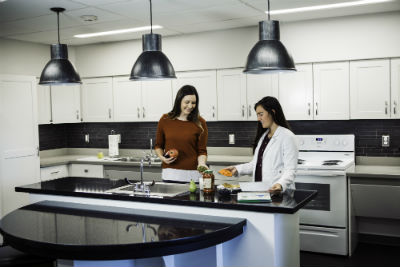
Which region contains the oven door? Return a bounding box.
[295,170,347,228]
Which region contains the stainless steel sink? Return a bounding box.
[106,182,189,197]
[114,157,161,164]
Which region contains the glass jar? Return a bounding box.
[202,170,214,194]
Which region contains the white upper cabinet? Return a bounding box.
[278,64,313,120]
[391,58,400,119]
[313,62,350,120]
[82,77,113,122]
[141,80,173,122]
[246,74,279,120]
[37,82,52,124]
[173,70,217,121]
[350,59,390,119]
[113,77,142,122]
[217,69,247,121]
[51,85,81,123]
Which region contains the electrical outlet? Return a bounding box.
[382,135,390,147]
[84,134,90,143]
[229,134,235,145]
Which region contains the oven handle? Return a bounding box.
[296,170,346,176]
[299,227,340,237]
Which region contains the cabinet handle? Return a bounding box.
[108,108,112,119]
[308,103,311,116]
[385,101,388,115]
[315,102,318,116]
[394,101,397,115]
[76,110,79,120]
[137,107,140,118]
[143,107,145,118]
[248,105,251,117]
[84,169,89,173]
[50,171,60,174]
[242,105,245,117]
[212,105,215,118]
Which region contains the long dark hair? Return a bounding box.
[168,85,203,131]
[252,96,291,152]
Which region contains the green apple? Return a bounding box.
[189,180,197,193]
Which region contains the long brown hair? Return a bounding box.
[253,96,291,153]
[168,85,203,131]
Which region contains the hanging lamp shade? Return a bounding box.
[130,33,176,80]
[39,44,81,85]
[39,7,81,85]
[244,20,296,74]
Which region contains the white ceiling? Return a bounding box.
[0,0,399,46]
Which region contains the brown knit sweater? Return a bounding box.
[154,114,208,170]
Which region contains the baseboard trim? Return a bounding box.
[359,233,400,246]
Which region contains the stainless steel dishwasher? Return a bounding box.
[103,165,162,182]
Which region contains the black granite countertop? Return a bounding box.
[16,177,317,214]
[0,201,246,260]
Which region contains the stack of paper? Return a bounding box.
[237,192,271,203]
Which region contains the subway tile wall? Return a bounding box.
[39,120,400,157]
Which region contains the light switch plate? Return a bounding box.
[229,134,235,145]
[382,135,390,147]
[85,134,90,143]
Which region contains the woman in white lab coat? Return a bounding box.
[225,96,298,194]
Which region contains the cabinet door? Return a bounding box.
[113,77,142,122]
[391,58,400,119]
[217,69,247,121]
[81,77,113,122]
[0,75,40,217]
[246,74,279,120]
[313,62,349,120]
[350,59,390,119]
[141,80,173,122]
[278,64,313,120]
[51,85,81,123]
[36,82,52,124]
[173,70,217,121]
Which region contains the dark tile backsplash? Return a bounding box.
[39,120,400,157]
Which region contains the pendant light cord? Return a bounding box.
[57,10,60,44]
[267,0,270,21]
[150,0,153,34]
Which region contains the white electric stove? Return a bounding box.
[295,135,356,256]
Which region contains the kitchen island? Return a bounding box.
[10,177,316,267]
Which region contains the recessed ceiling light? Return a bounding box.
[74,25,163,38]
[80,15,98,22]
[267,0,394,15]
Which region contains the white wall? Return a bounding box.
[75,11,400,78]
[0,38,77,77]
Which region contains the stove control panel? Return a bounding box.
[297,135,355,152]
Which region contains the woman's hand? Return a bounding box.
[268,183,283,194]
[197,163,209,170]
[224,166,238,176]
[161,155,177,164]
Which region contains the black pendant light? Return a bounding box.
[39,7,81,85]
[244,0,296,74]
[130,0,176,81]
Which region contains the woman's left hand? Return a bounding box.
[268,183,283,194]
[197,163,209,170]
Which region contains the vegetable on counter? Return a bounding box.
[218,169,233,177]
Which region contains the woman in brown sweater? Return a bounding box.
[154,85,208,182]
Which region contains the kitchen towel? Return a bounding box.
[108,134,119,157]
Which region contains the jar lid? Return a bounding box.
[204,170,213,174]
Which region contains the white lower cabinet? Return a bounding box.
[350,59,390,119]
[69,164,104,178]
[278,64,314,120]
[40,165,69,181]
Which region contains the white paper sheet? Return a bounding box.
[239,182,270,192]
